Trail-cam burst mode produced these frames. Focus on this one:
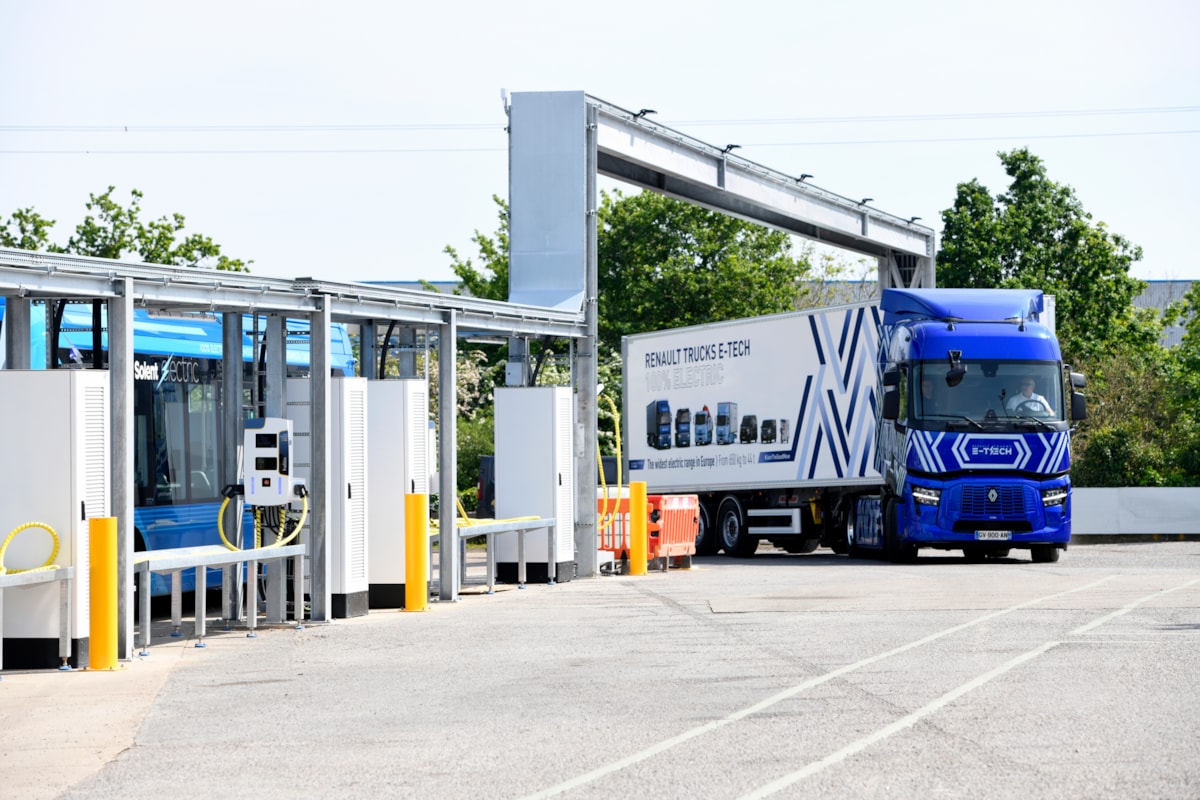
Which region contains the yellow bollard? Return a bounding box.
[88,517,118,670]
[629,482,648,576]
[404,494,429,611]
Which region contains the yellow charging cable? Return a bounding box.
[270,494,308,547]
[0,522,61,575]
[217,492,308,551]
[596,392,623,533]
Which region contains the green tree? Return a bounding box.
[445,190,814,459]
[0,207,57,251]
[596,189,810,352]
[937,148,1148,363]
[443,194,509,302]
[2,186,250,271]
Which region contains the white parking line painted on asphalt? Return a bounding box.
[739,641,1062,800]
[522,574,1118,800]
[1070,577,1200,635]
[739,576,1200,799]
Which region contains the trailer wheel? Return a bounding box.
[718,497,757,558]
[1031,544,1060,563]
[694,503,720,556]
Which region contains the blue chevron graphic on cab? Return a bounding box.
[907,431,1071,475]
[622,302,882,493]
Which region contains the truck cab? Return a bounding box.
[851,289,1086,563]
[693,406,713,446]
[646,399,672,450]
[715,401,738,445]
[675,407,692,447]
[739,414,759,444]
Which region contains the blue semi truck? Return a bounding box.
[849,288,1085,562]
[622,289,1085,562]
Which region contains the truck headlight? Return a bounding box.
[1041,487,1068,507]
[912,486,941,506]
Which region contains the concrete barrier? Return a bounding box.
[1073,488,1200,539]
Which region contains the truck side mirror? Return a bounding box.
[882,369,901,387]
[1071,391,1086,421]
[1070,371,1086,389]
[882,387,901,421]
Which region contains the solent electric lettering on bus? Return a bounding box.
[642,338,751,392]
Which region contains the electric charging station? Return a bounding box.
[365,379,428,608]
[286,377,369,618]
[0,370,109,669]
[494,386,575,583]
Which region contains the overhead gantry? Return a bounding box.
[505,91,936,577]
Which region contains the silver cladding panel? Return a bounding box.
[508,91,588,312]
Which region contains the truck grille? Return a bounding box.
[959,485,1026,519]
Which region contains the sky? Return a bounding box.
[2,1,1198,288]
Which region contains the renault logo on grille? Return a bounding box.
[987,488,1000,503]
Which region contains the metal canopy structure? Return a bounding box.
[588,94,936,289]
[0,245,587,659]
[506,91,937,582]
[0,249,585,338]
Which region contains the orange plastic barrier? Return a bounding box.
[598,493,698,569]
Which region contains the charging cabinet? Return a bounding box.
[287,377,369,618]
[365,379,428,608]
[494,386,575,583]
[0,370,109,669]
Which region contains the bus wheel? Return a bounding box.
[1031,545,1060,563]
[694,504,720,556]
[718,497,757,558]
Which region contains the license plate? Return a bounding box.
[976,531,1011,541]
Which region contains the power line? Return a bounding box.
[0,123,502,133]
[747,129,1200,147]
[1,129,1196,156]
[0,105,1196,134]
[0,146,506,155]
[668,105,1200,127]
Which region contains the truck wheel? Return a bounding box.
[780,538,820,554]
[694,504,720,556]
[1031,545,1060,563]
[844,504,863,558]
[718,497,757,558]
[884,500,917,563]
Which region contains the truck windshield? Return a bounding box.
[913,360,1064,428]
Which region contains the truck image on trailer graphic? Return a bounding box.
[715,401,738,445]
[675,407,691,447]
[646,399,671,450]
[693,406,713,446]
[739,414,758,444]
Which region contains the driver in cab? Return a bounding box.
[1007,375,1051,414]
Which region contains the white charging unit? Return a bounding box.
[494,386,575,583]
[0,370,109,669]
[286,377,369,618]
[365,379,428,608]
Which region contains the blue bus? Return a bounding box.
[0,298,356,595]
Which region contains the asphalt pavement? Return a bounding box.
[2,542,1199,799]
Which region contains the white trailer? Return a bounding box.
[622,302,881,556]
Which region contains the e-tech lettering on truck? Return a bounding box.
[622,289,1085,562]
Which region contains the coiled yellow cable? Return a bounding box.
[0,522,61,575]
[218,494,309,550]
